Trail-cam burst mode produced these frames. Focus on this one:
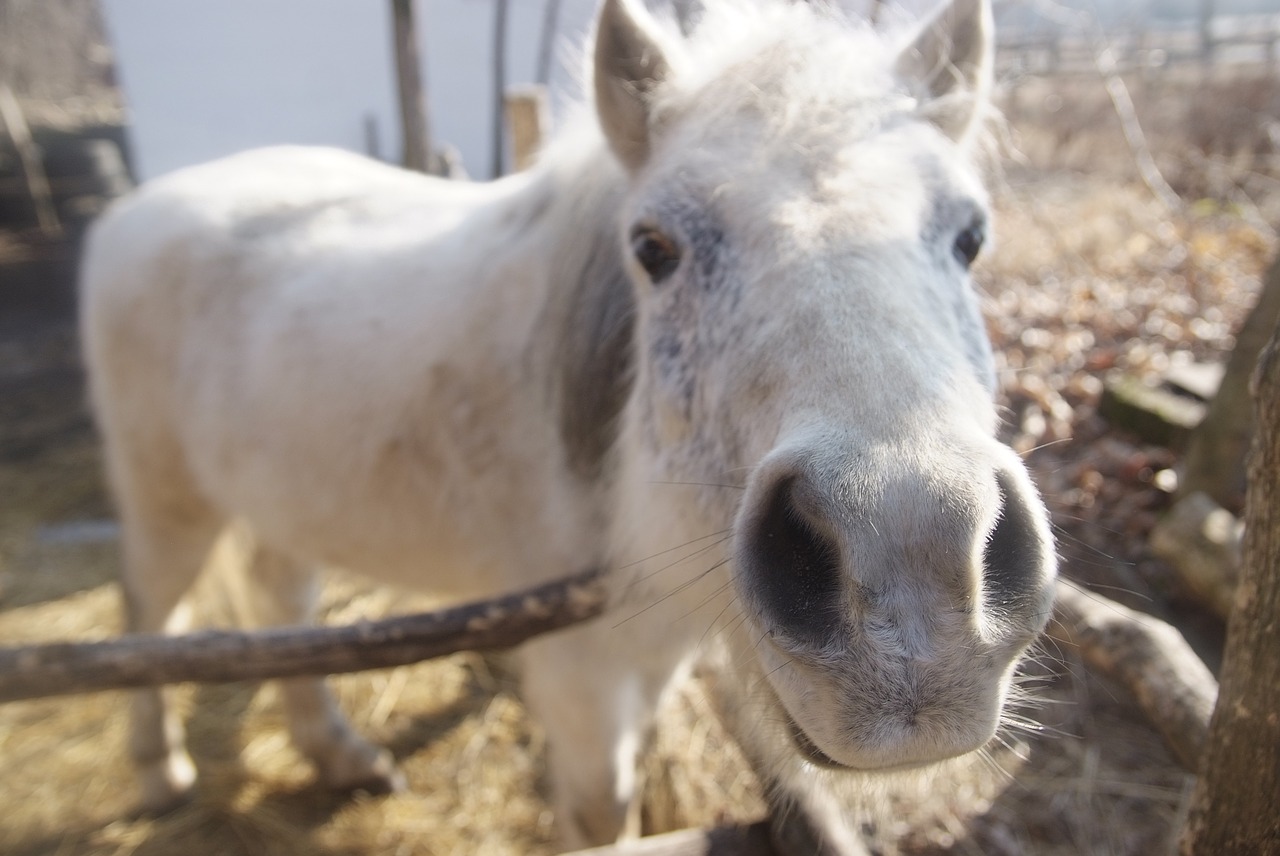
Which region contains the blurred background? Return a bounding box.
[0,0,1274,853]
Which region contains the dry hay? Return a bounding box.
[0,151,1267,853]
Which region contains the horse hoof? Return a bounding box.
[136,751,197,815]
[320,745,405,796]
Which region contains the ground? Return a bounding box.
[0,68,1273,856]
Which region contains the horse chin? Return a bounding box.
[781,708,977,775]
[783,711,862,772]
[754,649,1002,775]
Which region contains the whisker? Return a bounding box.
[1070,580,1152,602]
[1050,514,1143,546]
[617,528,731,573]
[649,480,747,490]
[1019,436,1075,456]
[674,579,734,625]
[989,730,1031,762]
[622,533,730,591]
[613,557,731,628]
[743,654,792,702]
[721,608,753,648]
[1049,523,1136,570]
[698,598,742,651]
[972,745,1016,784]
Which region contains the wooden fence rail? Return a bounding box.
[998,14,1280,78]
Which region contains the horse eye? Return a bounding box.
[953,222,985,268]
[631,228,682,283]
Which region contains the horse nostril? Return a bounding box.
[983,469,1048,612]
[741,476,844,648]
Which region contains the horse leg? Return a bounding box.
[115,480,221,813]
[237,544,404,794]
[520,623,686,849]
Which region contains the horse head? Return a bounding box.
[595,0,1057,773]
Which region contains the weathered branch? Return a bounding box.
[1150,491,1243,620]
[1093,42,1181,210]
[1052,579,1217,772]
[0,568,606,703]
[0,84,61,236]
[0,563,1227,786]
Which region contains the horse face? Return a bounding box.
[596,0,1056,772]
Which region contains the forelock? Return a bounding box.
[653,2,912,150]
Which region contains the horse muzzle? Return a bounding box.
[730,427,1057,769]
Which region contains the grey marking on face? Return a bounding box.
[639,201,735,419]
[921,192,986,261]
[644,198,733,293]
[917,186,996,390]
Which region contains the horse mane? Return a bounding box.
[513,139,634,482]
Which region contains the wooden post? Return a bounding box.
[363,111,382,160]
[0,85,61,237]
[504,85,548,172]
[492,0,510,177]
[1198,0,1216,64]
[392,0,433,173]
[536,0,564,86]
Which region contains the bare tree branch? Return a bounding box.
[1052,579,1217,772]
[1092,42,1181,210]
[0,85,61,236]
[0,568,606,703]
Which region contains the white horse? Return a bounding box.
[80,0,1056,849]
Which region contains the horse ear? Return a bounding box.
[594,0,672,171]
[895,0,993,142]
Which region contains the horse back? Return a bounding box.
[80,146,591,591]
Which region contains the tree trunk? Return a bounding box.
[1179,323,1280,854]
[1180,250,1280,513]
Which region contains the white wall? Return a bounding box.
[101,0,597,180]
